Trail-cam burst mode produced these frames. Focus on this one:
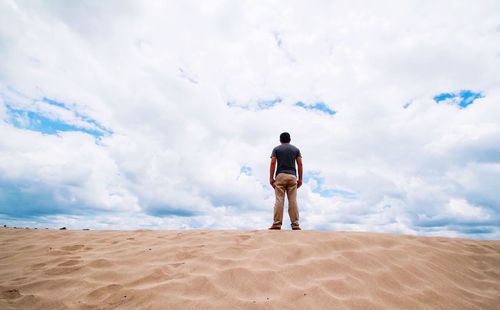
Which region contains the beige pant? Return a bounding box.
[272,173,300,228]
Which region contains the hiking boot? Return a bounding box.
[268,226,281,230]
[292,226,302,230]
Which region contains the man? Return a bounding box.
[268,132,303,230]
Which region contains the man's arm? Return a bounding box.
[296,156,303,188]
[269,156,277,188]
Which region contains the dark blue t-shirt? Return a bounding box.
[271,143,302,177]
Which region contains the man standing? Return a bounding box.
[269,132,303,230]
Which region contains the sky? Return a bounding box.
[1,0,499,238]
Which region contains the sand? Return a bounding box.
[0,228,499,309]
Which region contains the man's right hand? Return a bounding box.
[270,179,276,189]
[297,179,302,188]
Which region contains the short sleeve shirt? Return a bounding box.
[270,143,302,177]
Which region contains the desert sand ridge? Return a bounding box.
[1,228,499,309]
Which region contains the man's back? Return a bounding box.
[271,143,301,177]
[269,132,303,230]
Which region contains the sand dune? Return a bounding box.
[0,228,499,309]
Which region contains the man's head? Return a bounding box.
[280,132,291,143]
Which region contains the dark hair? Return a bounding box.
[280,132,291,143]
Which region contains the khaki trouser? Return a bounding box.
[272,173,300,228]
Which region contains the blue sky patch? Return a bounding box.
[433,90,483,109]
[304,172,357,199]
[43,97,67,109]
[459,226,494,234]
[147,206,197,217]
[257,97,282,109]
[240,166,252,176]
[226,97,282,110]
[295,101,336,115]
[4,97,112,138]
[0,181,84,217]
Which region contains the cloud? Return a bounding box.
[1,0,500,238]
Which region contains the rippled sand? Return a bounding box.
[1,228,499,309]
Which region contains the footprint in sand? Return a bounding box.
[87,284,123,300]
[169,262,185,268]
[31,262,47,270]
[58,259,82,267]
[1,289,22,300]
[88,259,113,268]
[44,265,82,275]
[61,245,85,251]
[238,235,251,241]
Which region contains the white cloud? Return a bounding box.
[446,198,491,220]
[1,0,499,238]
